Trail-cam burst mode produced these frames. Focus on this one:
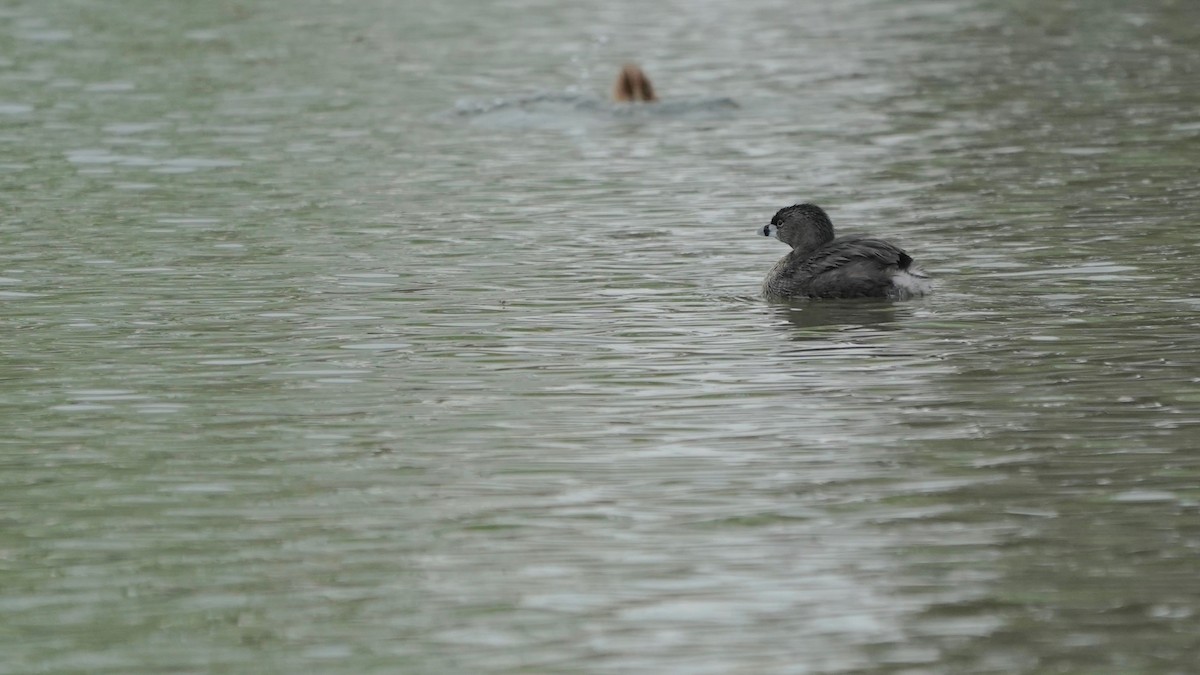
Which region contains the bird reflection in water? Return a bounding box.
[772,300,901,332]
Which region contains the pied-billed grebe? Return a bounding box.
[612,63,657,102]
[760,203,931,300]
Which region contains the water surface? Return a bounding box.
[3,0,1200,672]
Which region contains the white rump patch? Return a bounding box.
[891,266,933,299]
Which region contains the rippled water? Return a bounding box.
[3,0,1200,672]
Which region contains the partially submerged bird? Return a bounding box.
[612,63,657,102]
[759,203,931,300]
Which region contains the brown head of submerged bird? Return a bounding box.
[612,63,657,103]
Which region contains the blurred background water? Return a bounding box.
[2,0,1200,672]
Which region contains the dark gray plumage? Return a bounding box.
[760,203,931,300]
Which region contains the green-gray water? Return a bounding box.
[3,0,1199,672]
